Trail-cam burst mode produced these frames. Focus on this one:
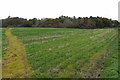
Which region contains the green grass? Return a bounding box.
[100,30,118,78]
[3,28,118,78]
[1,28,8,57]
[0,28,2,59]
[2,28,8,56]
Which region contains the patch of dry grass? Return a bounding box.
[2,28,33,78]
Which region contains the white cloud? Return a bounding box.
[0,0,119,20]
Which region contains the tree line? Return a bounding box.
[2,16,120,29]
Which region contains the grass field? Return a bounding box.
[0,28,2,78]
[2,28,118,78]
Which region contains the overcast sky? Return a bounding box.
[0,0,119,20]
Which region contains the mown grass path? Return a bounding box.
[2,28,32,78]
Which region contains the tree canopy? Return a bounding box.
[2,16,120,28]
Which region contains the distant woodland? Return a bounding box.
[2,16,120,29]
